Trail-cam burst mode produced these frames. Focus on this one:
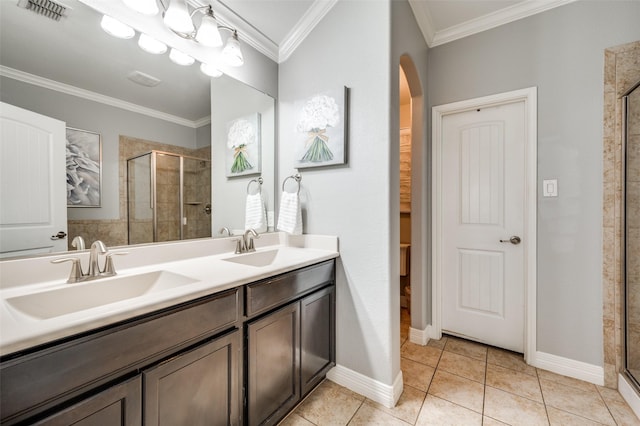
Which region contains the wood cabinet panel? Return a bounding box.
[246,260,334,317]
[247,303,300,426]
[300,286,335,396]
[144,330,241,426]
[32,376,141,426]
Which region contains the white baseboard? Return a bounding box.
[409,325,433,345]
[530,351,604,386]
[326,364,403,408]
[619,374,640,420]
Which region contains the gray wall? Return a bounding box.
[0,76,199,221]
[391,0,431,335]
[427,0,640,365]
[279,1,396,384]
[211,77,276,234]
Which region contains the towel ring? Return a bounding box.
[282,173,302,194]
[247,177,263,195]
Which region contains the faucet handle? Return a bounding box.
[103,252,129,276]
[51,257,85,283]
[234,238,245,254]
[246,236,256,252]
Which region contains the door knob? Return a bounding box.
[500,236,521,245]
[50,231,67,240]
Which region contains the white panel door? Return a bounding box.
[0,102,67,258]
[441,101,525,352]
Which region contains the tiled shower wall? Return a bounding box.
[602,40,640,388]
[67,136,210,249]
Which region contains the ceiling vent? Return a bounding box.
[127,71,162,88]
[17,0,69,21]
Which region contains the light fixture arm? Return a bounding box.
[189,5,213,19]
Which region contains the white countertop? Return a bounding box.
[0,233,339,356]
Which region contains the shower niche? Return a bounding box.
[625,80,640,390]
[127,151,211,244]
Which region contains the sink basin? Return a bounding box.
[5,271,198,320]
[222,249,280,267]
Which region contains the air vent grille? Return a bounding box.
[127,71,162,88]
[17,0,68,21]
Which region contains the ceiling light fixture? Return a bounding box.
[221,30,243,67]
[100,15,135,39]
[162,0,194,34]
[123,0,244,66]
[200,62,222,78]
[138,33,167,54]
[169,48,195,66]
[195,7,222,47]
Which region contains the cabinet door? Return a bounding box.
[247,303,300,426]
[33,376,141,426]
[300,286,335,396]
[143,330,241,426]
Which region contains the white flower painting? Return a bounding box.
[226,113,261,177]
[295,87,348,168]
[66,128,101,207]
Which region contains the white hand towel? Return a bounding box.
[277,191,302,235]
[245,192,267,233]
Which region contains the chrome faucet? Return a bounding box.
[219,227,232,237]
[88,240,108,277]
[234,229,259,254]
[52,240,127,283]
[243,229,259,253]
[71,235,85,251]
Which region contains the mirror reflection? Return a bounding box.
[0,0,275,259]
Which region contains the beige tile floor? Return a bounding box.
[280,309,640,426]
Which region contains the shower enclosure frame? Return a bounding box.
[623,80,640,392]
[126,150,211,244]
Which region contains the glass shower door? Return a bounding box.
[127,153,153,245]
[183,157,212,239]
[155,153,181,242]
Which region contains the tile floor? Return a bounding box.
[279,309,640,425]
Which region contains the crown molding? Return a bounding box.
[278,0,338,63]
[429,0,580,47]
[0,66,207,128]
[408,0,435,47]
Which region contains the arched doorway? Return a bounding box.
[398,55,429,344]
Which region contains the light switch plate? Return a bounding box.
[543,179,558,197]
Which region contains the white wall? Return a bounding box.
[427,1,640,366]
[279,1,395,385]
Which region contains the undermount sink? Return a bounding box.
[5,271,198,320]
[222,249,280,267]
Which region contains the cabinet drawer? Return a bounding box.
[245,260,334,317]
[1,288,239,424]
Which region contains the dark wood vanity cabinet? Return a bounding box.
[0,259,335,426]
[246,261,336,426]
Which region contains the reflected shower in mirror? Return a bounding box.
[0,0,276,258]
[625,80,640,389]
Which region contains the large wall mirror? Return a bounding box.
[0,0,276,259]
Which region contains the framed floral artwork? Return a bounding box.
[66,127,102,207]
[294,86,349,168]
[225,113,261,177]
